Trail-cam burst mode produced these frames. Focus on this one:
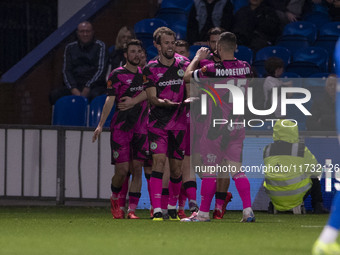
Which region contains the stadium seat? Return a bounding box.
[88,94,115,128]
[276,36,310,55]
[319,22,340,37]
[251,46,291,77]
[235,45,253,65]
[286,47,329,77]
[189,45,204,60]
[281,21,317,44]
[303,11,331,29]
[304,73,329,101]
[155,8,188,28]
[160,0,193,13]
[134,18,168,49]
[232,0,248,13]
[169,20,187,40]
[146,45,158,61]
[52,96,88,126]
[255,46,291,66]
[281,72,301,87]
[108,45,115,54]
[281,72,300,78]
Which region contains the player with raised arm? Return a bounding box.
[143,27,189,221]
[181,32,255,222]
[92,39,148,219]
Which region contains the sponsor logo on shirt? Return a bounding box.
[158,79,183,87]
[130,85,144,92]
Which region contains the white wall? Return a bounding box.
[58,0,92,27]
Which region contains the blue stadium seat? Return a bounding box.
[252,46,291,77]
[303,11,331,29]
[108,45,115,54]
[156,8,188,28]
[281,21,317,44]
[254,46,291,66]
[160,0,193,13]
[146,45,158,61]
[286,47,329,77]
[309,72,330,79]
[134,18,168,49]
[189,45,204,60]
[235,45,253,65]
[52,96,88,126]
[276,36,310,55]
[88,94,115,128]
[319,22,340,37]
[169,20,187,40]
[232,0,248,13]
[281,72,300,78]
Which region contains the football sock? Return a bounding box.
[150,171,163,212]
[178,185,187,210]
[199,177,216,213]
[128,192,141,213]
[168,176,182,207]
[233,172,252,209]
[145,173,152,208]
[118,175,130,209]
[161,188,169,211]
[111,184,122,200]
[215,192,227,212]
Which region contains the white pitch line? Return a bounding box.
[301,225,323,228]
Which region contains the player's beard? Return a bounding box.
[162,48,175,60]
[127,56,140,66]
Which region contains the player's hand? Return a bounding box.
[92,126,103,142]
[286,12,297,22]
[195,47,210,61]
[163,99,180,107]
[118,96,135,111]
[184,97,200,104]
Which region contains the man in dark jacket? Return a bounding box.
[49,21,108,105]
[232,0,281,52]
[186,0,233,45]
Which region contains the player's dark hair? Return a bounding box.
[265,57,284,77]
[217,32,237,51]
[123,39,143,53]
[175,40,189,51]
[207,27,226,37]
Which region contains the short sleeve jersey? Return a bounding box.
[107,66,148,133]
[143,58,189,130]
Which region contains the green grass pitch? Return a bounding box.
[0,207,336,255]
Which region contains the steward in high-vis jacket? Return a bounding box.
[263,120,327,213]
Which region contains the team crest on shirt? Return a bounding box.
[157,73,163,78]
[126,79,132,84]
[113,151,119,159]
[150,142,157,150]
[177,69,184,77]
[207,153,217,163]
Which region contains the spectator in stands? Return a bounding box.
[306,74,337,131]
[174,40,190,58]
[263,119,329,214]
[186,0,233,45]
[263,57,292,118]
[49,21,108,105]
[264,0,306,29]
[109,26,134,71]
[232,0,281,52]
